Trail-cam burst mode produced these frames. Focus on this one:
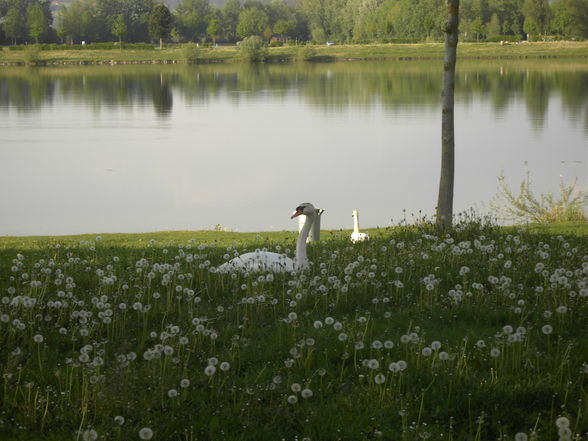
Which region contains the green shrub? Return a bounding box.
[182,42,200,62]
[238,35,268,62]
[295,44,316,62]
[491,165,588,223]
[269,40,283,47]
[23,45,41,64]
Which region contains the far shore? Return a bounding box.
[1,41,588,66]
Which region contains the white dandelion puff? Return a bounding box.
[138,427,154,440]
[301,388,313,399]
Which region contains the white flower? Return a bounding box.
[514,432,528,441]
[301,388,313,399]
[139,427,154,440]
[371,340,383,349]
[287,395,298,404]
[542,324,553,335]
[374,373,386,385]
[291,383,301,393]
[204,365,216,376]
[367,359,380,370]
[556,416,570,428]
[490,348,501,357]
[114,415,125,425]
[167,388,178,398]
[33,334,44,343]
[220,361,230,371]
[82,429,98,441]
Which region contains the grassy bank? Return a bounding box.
[1,41,587,65]
[0,220,587,440]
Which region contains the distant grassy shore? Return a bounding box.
[1,222,586,251]
[1,41,587,66]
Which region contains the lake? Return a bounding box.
[0,59,586,236]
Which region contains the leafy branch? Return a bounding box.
[491,165,588,223]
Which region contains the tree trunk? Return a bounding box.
[159,37,163,49]
[436,0,460,231]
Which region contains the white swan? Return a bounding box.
[350,209,369,243]
[217,203,317,273]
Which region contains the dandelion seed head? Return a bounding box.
[167,388,178,398]
[374,373,386,384]
[139,427,153,440]
[82,429,98,441]
[301,388,313,399]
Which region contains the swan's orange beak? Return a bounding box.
[291,208,303,219]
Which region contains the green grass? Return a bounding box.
[1,41,587,65]
[0,220,587,440]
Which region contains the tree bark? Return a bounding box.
[436,0,460,231]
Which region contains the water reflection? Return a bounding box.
[1,61,588,130]
[0,60,586,236]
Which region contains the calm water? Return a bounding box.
[1,60,587,236]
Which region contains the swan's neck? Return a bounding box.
[296,213,314,268]
[353,212,360,233]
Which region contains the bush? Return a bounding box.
[491,165,588,223]
[23,45,41,64]
[238,35,268,62]
[182,42,200,62]
[269,40,283,47]
[295,45,316,62]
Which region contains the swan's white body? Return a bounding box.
[351,209,369,243]
[217,203,316,273]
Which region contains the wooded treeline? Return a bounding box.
[1,0,587,46]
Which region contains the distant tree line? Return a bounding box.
[1,0,587,46]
